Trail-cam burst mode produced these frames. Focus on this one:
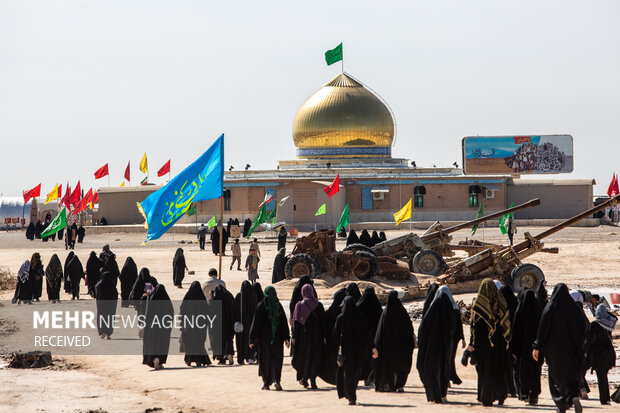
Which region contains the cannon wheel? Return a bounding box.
[342,243,375,255]
[353,251,378,280]
[412,250,446,277]
[511,263,545,290]
[284,253,318,279]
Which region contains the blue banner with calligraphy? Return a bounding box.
[138,134,224,242]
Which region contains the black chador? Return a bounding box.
[180,281,211,367]
[469,279,512,406]
[319,288,346,385]
[142,284,174,369]
[291,284,326,389]
[533,284,588,413]
[172,248,187,287]
[212,285,235,364]
[63,252,74,293]
[129,268,158,316]
[346,229,359,246]
[289,275,316,320]
[370,231,381,247]
[356,286,383,385]
[233,281,259,364]
[101,253,120,288]
[335,296,370,405]
[211,228,220,255]
[249,286,290,390]
[86,251,103,296]
[45,254,63,302]
[359,230,372,247]
[119,257,138,308]
[417,287,461,403]
[510,289,542,405]
[95,271,118,339]
[373,290,415,392]
[30,253,44,301]
[66,254,85,300]
[345,282,361,302]
[271,248,288,284]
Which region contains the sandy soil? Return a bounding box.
[0,225,619,412]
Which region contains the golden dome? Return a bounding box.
[292,73,395,158]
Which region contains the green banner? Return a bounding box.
[40,208,67,239]
[336,202,349,232]
[247,203,267,238]
[471,199,484,236]
[207,216,217,228]
[315,203,326,216]
[499,201,515,235]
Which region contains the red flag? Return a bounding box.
[323,174,340,199]
[124,161,130,182]
[70,181,81,206]
[23,183,41,203]
[94,163,109,179]
[611,173,620,197]
[57,184,62,200]
[63,183,71,209]
[72,189,93,215]
[157,160,171,177]
[93,191,99,204]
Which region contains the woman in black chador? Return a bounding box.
[359,230,372,247]
[417,286,462,403]
[25,222,35,240]
[142,284,174,370]
[12,260,33,304]
[119,257,138,308]
[211,228,220,255]
[66,253,85,300]
[45,254,63,302]
[233,281,259,364]
[467,278,512,407]
[30,253,44,302]
[289,275,316,321]
[291,284,326,389]
[277,226,287,251]
[346,229,359,246]
[271,248,288,284]
[249,286,290,390]
[373,290,416,392]
[533,283,589,413]
[101,253,120,287]
[243,218,251,238]
[510,288,542,405]
[95,271,118,339]
[370,231,381,247]
[319,288,346,385]
[356,286,383,385]
[334,296,370,405]
[345,282,361,302]
[129,268,158,316]
[499,284,518,397]
[180,281,211,367]
[86,251,103,297]
[212,284,235,365]
[63,252,74,293]
[584,304,617,405]
[172,248,187,288]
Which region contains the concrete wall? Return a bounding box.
[506,181,593,219]
[277,181,346,227]
[98,186,160,225]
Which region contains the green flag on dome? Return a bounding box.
[325,43,343,66]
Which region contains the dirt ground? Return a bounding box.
[0,225,619,412]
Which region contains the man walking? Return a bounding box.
[230,238,242,271]
[250,238,261,257]
[507,217,517,246]
[197,224,208,250]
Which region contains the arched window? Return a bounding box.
[414,186,426,208]
[468,185,481,208]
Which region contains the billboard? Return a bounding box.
[462,135,573,175]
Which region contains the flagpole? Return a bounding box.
[341,43,344,74]
[218,197,223,280]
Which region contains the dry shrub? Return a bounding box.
[0,266,16,290]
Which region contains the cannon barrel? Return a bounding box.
[421,198,541,242]
[512,194,620,253]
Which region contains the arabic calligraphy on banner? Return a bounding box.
[138,134,224,242]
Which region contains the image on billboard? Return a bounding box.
[462,135,574,175]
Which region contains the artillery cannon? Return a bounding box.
[355,198,541,276]
[284,229,379,280]
[438,194,620,291]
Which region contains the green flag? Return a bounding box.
[247,203,267,238]
[499,201,515,235]
[471,198,484,236]
[207,216,217,229]
[336,202,350,232]
[40,208,67,239]
[325,43,343,66]
[266,208,277,222]
[187,204,197,216]
[315,203,326,216]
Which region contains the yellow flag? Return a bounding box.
[140,153,148,173]
[44,184,59,205]
[393,198,412,226]
[119,182,125,187]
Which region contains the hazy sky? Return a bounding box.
[1,0,618,197]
